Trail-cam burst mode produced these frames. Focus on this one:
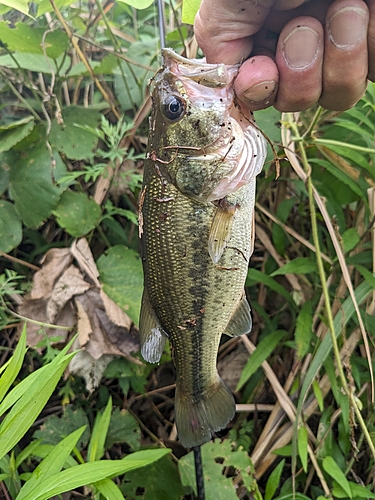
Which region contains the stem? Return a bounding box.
[291,118,375,461]
[313,137,375,155]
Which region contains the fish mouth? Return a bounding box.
[161,48,239,89]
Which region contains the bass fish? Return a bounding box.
[139,49,266,448]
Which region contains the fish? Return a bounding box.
[138,48,267,448]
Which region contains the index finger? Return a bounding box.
[194,0,274,64]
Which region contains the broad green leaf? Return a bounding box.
[271,258,317,277]
[33,0,76,17]
[237,330,286,390]
[8,143,66,227]
[105,408,141,451]
[49,107,101,160]
[0,158,9,196]
[294,301,312,359]
[182,0,201,24]
[0,200,22,253]
[274,494,311,500]
[264,459,285,500]
[53,191,101,237]
[0,119,35,153]
[95,478,124,500]
[0,325,26,403]
[322,456,352,498]
[0,22,69,59]
[341,228,360,253]
[0,53,64,73]
[33,406,90,451]
[0,352,76,460]
[0,0,29,15]
[116,0,153,8]
[97,245,143,324]
[17,427,86,500]
[20,449,170,500]
[87,396,112,462]
[122,454,184,500]
[246,268,294,305]
[297,426,308,473]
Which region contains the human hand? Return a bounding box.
[194,0,374,111]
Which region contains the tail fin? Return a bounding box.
[175,376,235,448]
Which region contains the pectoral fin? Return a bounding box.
[208,205,236,264]
[224,293,252,337]
[139,289,168,363]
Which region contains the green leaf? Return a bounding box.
[271,257,317,277]
[105,408,141,451]
[294,301,313,359]
[122,454,184,500]
[49,107,101,160]
[237,330,286,391]
[88,396,112,462]
[54,190,101,237]
[341,228,360,253]
[0,201,22,253]
[116,0,153,8]
[20,449,170,500]
[312,380,324,412]
[0,53,63,73]
[0,118,35,153]
[0,0,29,15]
[264,459,285,500]
[297,426,308,473]
[97,245,143,324]
[33,406,90,451]
[17,427,86,500]
[95,478,124,500]
[246,269,294,305]
[0,325,26,403]
[182,0,201,24]
[0,22,69,59]
[354,264,375,290]
[8,143,66,227]
[322,456,352,498]
[0,351,76,460]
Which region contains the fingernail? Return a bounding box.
[282,26,320,69]
[243,80,277,105]
[328,6,367,50]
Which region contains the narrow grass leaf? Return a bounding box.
[0,352,76,460]
[236,330,286,391]
[264,459,285,500]
[21,449,170,500]
[0,324,27,403]
[322,456,352,498]
[297,426,308,473]
[312,380,324,412]
[294,301,313,359]
[271,257,317,277]
[355,265,375,289]
[88,396,112,462]
[17,427,86,500]
[94,477,124,500]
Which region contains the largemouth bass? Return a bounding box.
[139,49,267,448]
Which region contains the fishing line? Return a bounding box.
[193,446,205,500]
[156,0,166,50]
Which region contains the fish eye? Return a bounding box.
[163,95,185,121]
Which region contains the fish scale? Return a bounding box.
[139,49,266,447]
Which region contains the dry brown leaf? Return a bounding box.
[71,238,100,287]
[100,289,132,329]
[218,343,249,393]
[47,265,91,322]
[75,299,92,346]
[31,248,73,300]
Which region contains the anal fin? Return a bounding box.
[139,288,168,363]
[224,292,252,337]
[208,203,236,264]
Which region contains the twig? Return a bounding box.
[0,252,40,271]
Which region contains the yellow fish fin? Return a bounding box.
[208,204,236,264]
[175,375,235,448]
[139,288,168,363]
[224,292,252,337]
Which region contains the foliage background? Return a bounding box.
[0,0,375,499]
